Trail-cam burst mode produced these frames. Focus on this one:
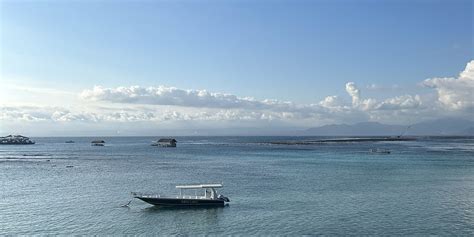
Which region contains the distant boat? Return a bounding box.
[91,140,105,146]
[152,138,177,147]
[65,140,75,143]
[133,184,230,207]
[369,148,391,154]
[0,135,35,145]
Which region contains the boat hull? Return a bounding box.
[136,197,225,207]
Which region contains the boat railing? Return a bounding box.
[132,192,160,198]
[132,192,212,200]
[179,195,208,199]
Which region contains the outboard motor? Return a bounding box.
[218,194,230,202]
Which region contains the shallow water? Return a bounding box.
[1,136,473,235]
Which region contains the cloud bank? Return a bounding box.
[80,85,279,109]
[79,82,426,115]
[2,60,473,133]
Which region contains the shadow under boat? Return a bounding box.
[143,203,230,211]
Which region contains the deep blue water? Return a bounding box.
[1,136,473,235]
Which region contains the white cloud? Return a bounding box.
[423,60,474,110]
[344,82,380,111]
[345,82,360,106]
[376,95,422,110]
[2,60,473,134]
[0,106,50,121]
[80,85,270,109]
[78,85,348,121]
[57,79,452,126]
[0,105,313,124]
[319,96,346,109]
[366,84,401,90]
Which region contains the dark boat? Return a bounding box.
[151,138,177,147]
[132,184,230,207]
[91,140,105,146]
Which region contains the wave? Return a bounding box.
[22,153,52,157]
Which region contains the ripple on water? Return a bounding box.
[1,136,474,235]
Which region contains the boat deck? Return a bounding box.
[132,192,215,200]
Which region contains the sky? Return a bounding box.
[0,0,473,136]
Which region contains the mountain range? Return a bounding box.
[304,118,474,136]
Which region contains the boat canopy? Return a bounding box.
[176,184,223,189]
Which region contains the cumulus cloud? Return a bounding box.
[2,60,473,131]
[345,82,360,106]
[376,95,422,110]
[78,85,347,119]
[72,79,441,126]
[1,106,97,122]
[80,83,429,116]
[423,60,474,110]
[319,95,346,109]
[0,106,51,121]
[344,82,380,111]
[80,85,272,109]
[0,105,320,124]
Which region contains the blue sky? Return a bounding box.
[1,0,473,135]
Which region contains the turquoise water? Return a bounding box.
[1,137,473,235]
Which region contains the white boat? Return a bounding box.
[369,148,391,154]
[0,135,35,145]
[132,184,230,207]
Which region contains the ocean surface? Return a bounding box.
[1,136,473,235]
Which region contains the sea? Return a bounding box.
[1,136,473,235]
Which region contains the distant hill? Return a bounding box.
[305,118,474,136]
[305,122,404,136]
